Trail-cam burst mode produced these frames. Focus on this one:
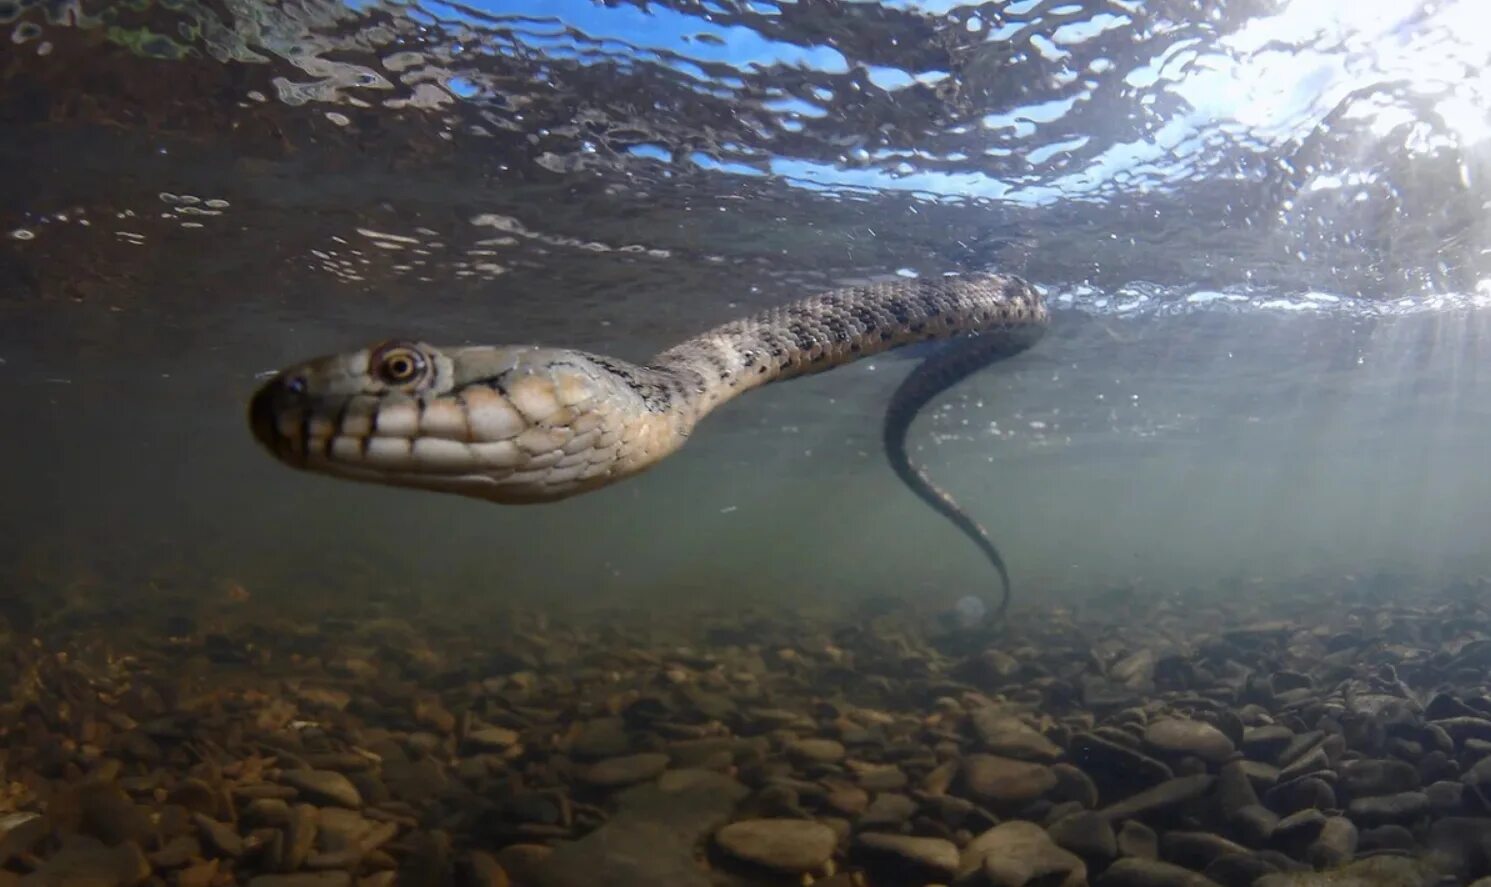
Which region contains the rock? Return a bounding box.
[28,835,151,887]
[1069,733,1174,798]
[1275,733,1324,769]
[1304,816,1356,868]
[494,845,551,885]
[1143,719,1235,764]
[959,821,1086,886]
[1099,775,1214,822]
[0,813,45,866]
[1357,823,1414,853]
[466,726,521,751]
[1254,855,1439,886]
[1423,816,1491,881]
[531,770,747,887]
[165,779,219,816]
[824,785,869,816]
[1048,811,1116,863]
[283,804,317,872]
[1160,832,1250,871]
[1203,853,1284,887]
[854,833,958,878]
[1117,820,1158,859]
[856,793,916,829]
[971,710,1062,761]
[714,819,837,873]
[178,859,218,887]
[463,850,510,887]
[1426,779,1467,815]
[148,835,200,869]
[1241,726,1294,762]
[246,875,351,887]
[1229,804,1279,846]
[785,738,845,764]
[74,785,155,846]
[961,755,1057,805]
[1344,791,1429,825]
[571,718,630,758]
[1276,747,1330,782]
[1263,776,1334,814]
[193,814,243,858]
[1051,764,1100,808]
[1433,716,1491,745]
[580,753,669,788]
[1095,858,1224,886]
[1271,809,1327,856]
[1216,761,1261,820]
[1339,758,1419,798]
[855,764,908,792]
[279,770,362,809]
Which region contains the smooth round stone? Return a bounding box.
[278,770,362,809]
[961,755,1057,804]
[1048,811,1116,862]
[715,819,837,873]
[856,833,958,878]
[580,753,669,788]
[466,726,520,750]
[1143,718,1236,764]
[786,738,846,764]
[961,821,1086,887]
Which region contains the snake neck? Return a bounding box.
[648,273,1047,425]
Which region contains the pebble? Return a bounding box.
[1116,820,1159,859]
[1099,774,1214,821]
[854,833,958,878]
[960,821,1086,887]
[785,738,845,764]
[1345,790,1430,825]
[579,753,670,788]
[971,710,1063,761]
[1304,815,1357,868]
[465,726,520,751]
[1048,810,1117,862]
[857,792,916,829]
[1143,718,1236,764]
[1254,855,1438,886]
[961,754,1057,804]
[714,819,837,873]
[1095,857,1224,886]
[1339,758,1419,797]
[22,569,1491,887]
[247,874,351,887]
[1240,726,1294,762]
[278,771,362,809]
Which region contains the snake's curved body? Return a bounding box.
[250,272,1048,618]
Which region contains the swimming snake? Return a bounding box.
[249,272,1049,624]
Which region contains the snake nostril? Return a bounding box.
[283,375,308,396]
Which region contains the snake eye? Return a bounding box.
[370,342,428,387]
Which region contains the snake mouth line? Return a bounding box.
[249,379,303,466]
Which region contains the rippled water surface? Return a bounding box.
[4,0,1491,615]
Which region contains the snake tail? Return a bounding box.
[883,326,1046,627]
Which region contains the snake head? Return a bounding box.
[249,340,671,504]
[250,339,454,460]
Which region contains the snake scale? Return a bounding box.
[250,272,1049,623]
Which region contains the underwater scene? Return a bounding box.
[5,0,1491,884]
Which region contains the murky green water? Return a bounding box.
[4,0,1491,622]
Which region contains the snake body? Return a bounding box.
[250,272,1048,616]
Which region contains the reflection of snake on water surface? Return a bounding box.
[249,272,1049,625]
